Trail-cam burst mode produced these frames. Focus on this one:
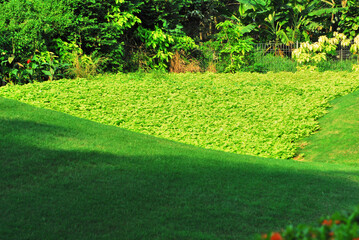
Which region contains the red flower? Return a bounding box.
[270,232,283,240]
[335,220,341,224]
[27,59,31,64]
[352,238,359,240]
[322,219,333,226]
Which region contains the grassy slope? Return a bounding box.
[297,90,359,166]
[2,97,359,240]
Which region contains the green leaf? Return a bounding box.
[10,68,18,75]
[308,7,347,17]
[8,56,15,64]
[42,70,52,76]
[26,69,33,75]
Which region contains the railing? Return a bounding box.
[255,41,354,61]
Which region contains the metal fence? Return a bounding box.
[255,41,354,61]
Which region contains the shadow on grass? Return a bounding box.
[1,100,359,240]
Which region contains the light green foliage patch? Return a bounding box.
[1,72,358,159]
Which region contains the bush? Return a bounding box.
[0,49,70,85]
[252,52,297,73]
[292,32,359,72]
[213,20,255,73]
[317,59,357,72]
[258,205,359,240]
[0,0,127,83]
[0,0,73,60]
[0,0,75,84]
[60,0,128,72]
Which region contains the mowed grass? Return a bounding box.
[297,89,359,166]
[1,71,359,159]
[1,97,359,240]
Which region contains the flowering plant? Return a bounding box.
[258,205,359,240]
[0,50,70,85]
[292,32,352,67]
[350,35,359,71]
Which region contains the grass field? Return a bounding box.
[1,71,359,159]
[297,89,359,166]
[1,97,359,240]
[1,72,359,239]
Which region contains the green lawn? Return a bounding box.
[1,72,359,239]
[297,89,359,166]
[1,97,359,240]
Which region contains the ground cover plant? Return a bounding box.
[2,97,359,240]
[296,89,359,166]
[1,71,359,159]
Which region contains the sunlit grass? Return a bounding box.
[297,90,359,166]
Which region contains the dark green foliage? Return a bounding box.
[63,0,140,71]
[135,25,198,71]
[213,20,255,72]
[1,0,359,83]
[339,1,359,38]
[317,59,357,72]
[198,21,256,73]
[0,0,76,83]
[253,53,297,72]
[242,62,268,73]
[0,0,72,55]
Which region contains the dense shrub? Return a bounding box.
[0,0,73,58]
[1,0,359,84]
[63,0,133,72]
[252,53,297,73]
[0,0,73,84]
[0,0,205,82]
[198,21,255,73]
[317,59,357,72]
